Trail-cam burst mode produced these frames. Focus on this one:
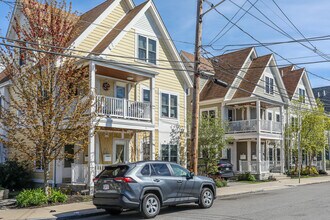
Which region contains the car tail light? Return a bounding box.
[93,177,100,183]
[114,177,135,183]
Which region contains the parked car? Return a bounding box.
[93,161,216,219]
[218,159,234,180]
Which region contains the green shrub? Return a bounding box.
[0,161,33,191]
[49,189,68,203]
[237,172,256,182]
[214,179,227,188]
[16,189,48,207]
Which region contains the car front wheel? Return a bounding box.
[199,188,214,209]
[141,193,160,219]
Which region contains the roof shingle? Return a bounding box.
[280,66,304,99]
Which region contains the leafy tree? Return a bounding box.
[0,0,96,193]
[198,113,229,175]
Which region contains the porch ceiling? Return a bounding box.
[96,65,149,82]
[226,101,281,109]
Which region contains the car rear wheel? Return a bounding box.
[106,208,122,215]
[199,188,214,209]
[141,193,160,219]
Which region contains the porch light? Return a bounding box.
[127,76,134,81]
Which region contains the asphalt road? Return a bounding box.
[78,182,330,220]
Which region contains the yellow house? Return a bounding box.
[1,0,192,189]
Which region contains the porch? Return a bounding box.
[227,138,285,179]
[91,60,157,129]
[223,99,284,135]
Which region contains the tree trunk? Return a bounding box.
[43,160,50,196]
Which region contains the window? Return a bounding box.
[276,114,280,122]
[268,112,273,121]
[201,109,216,119]
[299,88,306,103]
[170,164,189,177]
[138,35,157,65]
[151,163,171,176]
[143,89,150,102]
[161,93,178,119]
[116,85,126,99]
[161,144,178,163]
[265,76,274,95]
[64,145,74,168]
[140,164,151,176]
[228,109,233,121]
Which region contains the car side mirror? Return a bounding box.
[187,172,194,180]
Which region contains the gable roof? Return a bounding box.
[68,0,116,45]
[280,66,304,100]
[188,47,253,101]
[180,51,214,74]
[233,54,272,99]
[91,1,148,54]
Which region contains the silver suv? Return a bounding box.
[93,161,216,219]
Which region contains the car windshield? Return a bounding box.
[98,165,129,179]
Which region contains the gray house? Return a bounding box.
[313,86,330,113]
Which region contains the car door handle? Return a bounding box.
[153,179,160,183]
[177,180,183,184]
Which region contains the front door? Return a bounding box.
[63,145,74,182]
[113,140,128,164]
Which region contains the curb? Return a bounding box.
[218,189,265,198]
[56,210,107,220]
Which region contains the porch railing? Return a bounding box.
[96,95,151,121]
[71,164,107,184]
[227,120,282,134]
[239,160,270,174]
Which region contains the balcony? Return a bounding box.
[96,95,151,121]
[227,120,282,134]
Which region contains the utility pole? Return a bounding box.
[190,0,203,174]
[297,105,302,184]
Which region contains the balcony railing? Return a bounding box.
[71,164,107,184]
[227,120,282,134]
[96,95,151,121]
[239,160,270,174]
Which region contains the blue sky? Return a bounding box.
[0,0,329,88]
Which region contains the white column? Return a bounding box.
[221,103,226,122]
[257,136,262,175]
[89,62,96,195]
[323,146,326,171]
[247,141,251,172]
[256,101,261,132]
[266,140,269,161]
[280,106,285,173]
[149,77,155,124]
[232,141,237,172]
[247,106,251,120]
[150,131,155,160]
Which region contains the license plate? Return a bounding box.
[103,184,110,190]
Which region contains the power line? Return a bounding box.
[271,0,330,61]
[0,0,196,46]
[0,36,196,65]
[208,0,250,46]
[208,6,330,83]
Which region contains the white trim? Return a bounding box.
[200,98,224,105]
[71,0,122,49]
[140,85,150,102]
[200,107,218,118]
[158,89,180,122]
[135,33,159,66]
[114,81,127,98]
[113,139,129,163]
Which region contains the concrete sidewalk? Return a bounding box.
[1,175,330,220]
[218,175,330,197]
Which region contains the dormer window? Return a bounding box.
[138,35,157,65]
[299,88,306,103]
[265,76,274,95]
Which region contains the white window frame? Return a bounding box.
[299,88,306,103]
[141,86,150,103]
[265,76,274,95]
[115,82,127,99]
[267,111,273,121]
[160,144,179,163]
[275,113,281,122]
[159,91,179,120]
[136,34,158,66]
[200,107,217,119]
